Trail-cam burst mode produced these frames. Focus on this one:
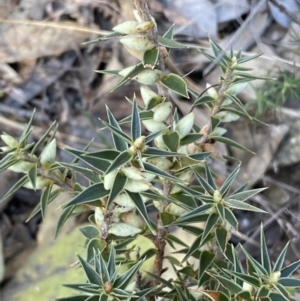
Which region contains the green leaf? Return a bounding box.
[235,291,253,301]
[228,270,261,287]
[273,283,290,301]
[19,108,35,147]
[131,98,141,141]
[143,162,178,182]
[268,293,286,301]
[112,62,145,92]
[193,95,215,107]
[56,296,92,301]
[171,192,197,209]
[27,164,37,190]
[158,36,186,48]
[209,273,243,294]
[225,94,252,119]
[84,150,120,161]
[114,260,144,289]
[257,285,271,298]
[163,24,175,39]
[0,157,20,172]
[77,254,102,285]
[209,135,255,154]
[205,163,217,190]
[145,128,167,144]
[201,213,219,245]
[225,200,267,213]
[160,73,189,98]
[198,251,215,286]
[143,147,184,157]
[105,150,133,175]
[79,225,100,239]
[64,183,109,208]
[126,191,155,234]
[234,72,272,80]
[229,187,267,202]
[64,148,110,172]
[107,246,116,278]
[31,121,57,154]
[119,111,154,124]
[193,168,215,195]
[165,234,188,249]
[146,272,174,289]
[180,133,202,145]
[260,224,271,274]
[215,227,227,253]
[143,47,159,66]
[101,120,131,145]
[237,53,263,64]
[106,106,129,152]
[59,163,101,183]
[188,152,211,162]
[0,175,28,204]
[87,239,106,264]
[280,259,300,277]
[278,277,300,287]
[146,95,165,110]
[107,172,127,207]
[163,131,180,152]
[224,208,238,230]
[273,242,290,272]
[55,206,75,239]
[83,31,123,44]
[94,69,121,75]
[219,165,240,196]
[40,184,52,219]
[173,204,212,225]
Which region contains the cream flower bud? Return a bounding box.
[242,282,253,292]
[133,135,146,149]
[23,177,53,190]
[95,207,104,226]
[8,161,35,173]
[142,120,166,133]
[136,21,154,33]
[152,102,172,122]
[120,35,155,52]
[269,271,281,283]
[40,139,56,168]
[108,223,141,237]
[122,212,146,230]
[206,83,218,100]
[1,134,18,148]
[104,170,118,190]
[164,203,186,216]
[147,157,172,170]
[122,166,144,180]
[175,112,194,138]
[134,69,162,85]
[213,190,222,203]
[113,21,139,34]
[113,193,135,207]
[140,86,159,107]
[124,179,150,193]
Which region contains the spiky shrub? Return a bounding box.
[1,1,300,300]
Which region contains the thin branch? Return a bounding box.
[268,0,300,26]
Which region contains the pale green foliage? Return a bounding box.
[1,2,300,301]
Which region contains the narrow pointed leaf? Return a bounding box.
[40,184,52,219]
[114,260,143,289]
[126,191,155,234]
[225,94,251,119]
[101,120,131,145]
[260,225,271,273]
[224,207,238,230]
[163,23,175,39]
[229,187,267,202]
[198,251,215,286]
[62,283,99,294]
[278,277,300,287]
[64,148,110,172]
[210,274,243,294]
[273,242,290,272]
[27,164,37,190]
[193,95,215,107]
[237,53,263,64]
[193,169,215,195]
[175,203,212,224]
[105,150,132,175]
[219,165,240,196]
[201,213,219,245]
[215,227,227,253]
[131,98,141,141]
[143,47,159,66]
[145,128,167,144]
[180,133,202,145]
[107,172,127,207]
[107,246,116,278]
[209,135,255,154]
[189,152,211,161]
[64,183,109,208]
[56,296,91,301]
[77,254,102,285]
[225,200,267,213]
[0,157,20,172]
[79,225,100,239]
[205,163,217,190]
[229,270,261,287]
[19,109,35,146]
[143,162,178,182]
[84,150,120,161]
[106,106,129,151]
[55,206,75,239]
[160,73,188,98]
[0,175,28,204]
[143,147,184,157]
[59,163,101,183]
[280,259,300,277]
[158,36,185,48]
